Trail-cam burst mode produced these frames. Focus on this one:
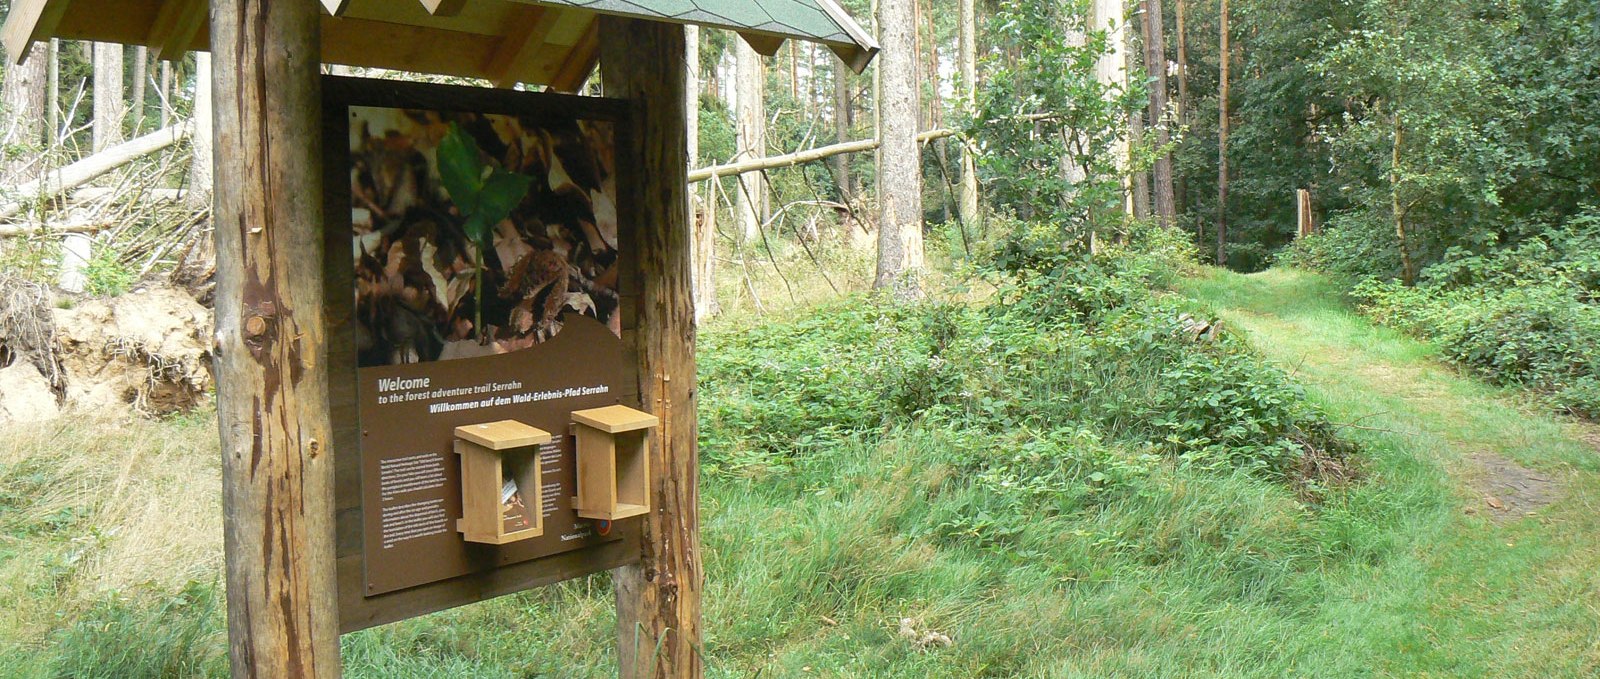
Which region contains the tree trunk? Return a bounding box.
[3,41,49,179]
[1216,0,1231,266]
[687,25,718,322]
[1092,0,1129,216]
[1142,0,1177,228]
[875,0,925,296]
[92,42,124,151]
[1175,0,1190,216]
[131,46,148,134]
[599,17,703,679]
[734,37,767,243]
[191,52,214,207]
[160,60,172,128]
[210,0,341,676]
[1126,14,1150,219]
[832,55,854,203]
[957,0,980,226]
[1391,113,1415,286]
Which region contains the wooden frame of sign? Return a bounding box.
[321,76,646,633]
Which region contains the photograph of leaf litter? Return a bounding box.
[350,107,621,367]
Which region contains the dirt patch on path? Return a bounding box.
[1466,452,1561,521]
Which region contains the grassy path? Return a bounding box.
[1179,267,1600,677]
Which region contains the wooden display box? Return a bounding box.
[570,405,659,521]
[455,420,551,545]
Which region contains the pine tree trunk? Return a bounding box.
[957,0,980,226]
[1175,0,1190,216]
[3,42,49,179]
[160,60,172,128]
[734,38,767,243]
[1127,13,1151,219]
[1216,0,1231,266]
[1142,0,1177,228]
[833,56,855,203]
[47,40,60,144]
[131,46,148,134]
[1092,0,1129,214]
[687,25,719,321]
[92,42,124,151]
[191,52,214,206]
[875,0,925,297]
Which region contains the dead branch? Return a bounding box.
[688,128,959,183]
[0,123,192,221]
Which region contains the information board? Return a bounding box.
[323,77,643,629]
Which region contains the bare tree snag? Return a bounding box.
[1391,113,1415,286]
[191,51,214,206]
[599,17,703,679]
[211,0,341,676]
[957,0,979,225]
[2,40,48,178]
[92,41,123,151]
[875,0,925,296]
[734,36,768,243]
[131,45,148,133]
[1091,0,1129,213]
[686,25,718,322]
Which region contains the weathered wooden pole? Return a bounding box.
[598,16,703,679]
[211,0,341,677]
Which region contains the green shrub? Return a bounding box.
[700,226,1347,486]
[1354,274,1600,417]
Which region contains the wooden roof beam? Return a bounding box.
[547,18,599,94]
[2,0,71,65]
[738,32,784,57]
[420,0,467,16]
[146,0,205,62]
[485,5,559,88]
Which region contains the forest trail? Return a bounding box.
[1180,267,1600,676]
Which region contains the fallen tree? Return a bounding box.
[0,123,192,221]
[688,128,959,183]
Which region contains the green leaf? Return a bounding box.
[437,123,485,212]
[476,169,535,234]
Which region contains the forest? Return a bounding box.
[0,0,1597,676]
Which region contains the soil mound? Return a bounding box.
[52,285,214,416]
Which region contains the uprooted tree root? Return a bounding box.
[0,274,66,398]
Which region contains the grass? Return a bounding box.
[3,265,1599,677]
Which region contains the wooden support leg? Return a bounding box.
[598,17,703,679]
[212,1,341,677]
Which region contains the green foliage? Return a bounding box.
[436,122,534,249]
[969,0,1138,245]
[82,248,136,297]
[701,226,1345,487]
[1355,271,1600,418]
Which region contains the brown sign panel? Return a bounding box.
[323,77,643,631]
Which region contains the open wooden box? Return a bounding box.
[454,420,550,545]
[570,405,659,521]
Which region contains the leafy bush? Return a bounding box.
[700,226,1348,490]
[1354,268,1600,418]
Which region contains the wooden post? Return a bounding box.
[211,1,341,677]
[1297,188,1314,238]
[599,17,703,679]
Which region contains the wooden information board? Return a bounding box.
[321,77,644,632]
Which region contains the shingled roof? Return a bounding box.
[2,0,878,91]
